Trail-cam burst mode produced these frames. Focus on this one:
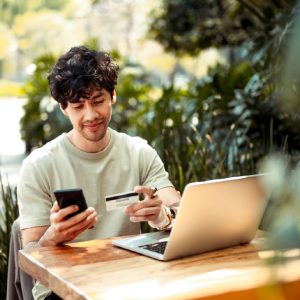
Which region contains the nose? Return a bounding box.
[85,103,99,121]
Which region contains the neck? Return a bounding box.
[67,129,111,153]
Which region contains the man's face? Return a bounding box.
[62,88,116,148]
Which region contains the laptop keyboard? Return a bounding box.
[139,241,167,254]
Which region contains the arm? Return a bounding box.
[125,142,180,229]
[18,156,97,249]
[21,202,97,248]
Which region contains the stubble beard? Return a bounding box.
[78,111,112,146]
[81,122,108,142]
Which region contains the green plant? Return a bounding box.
[20,54,72,153]
[109,2,300,192]
[0,173,19,299]
[112,62,274,191]
[20,1,300,192]
[258,154,300,253]
[149,0,296,57]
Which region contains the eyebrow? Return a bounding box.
[91,91,104,100]
[73,90,105,104]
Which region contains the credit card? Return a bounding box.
[106,191,139,211]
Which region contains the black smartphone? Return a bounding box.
[54,188,88,219]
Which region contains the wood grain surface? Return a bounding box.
[19,232,300,300]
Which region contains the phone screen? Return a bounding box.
[54,188,88,219]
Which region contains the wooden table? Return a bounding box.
[19,232,300,300]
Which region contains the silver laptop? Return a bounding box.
[112,174,269,261]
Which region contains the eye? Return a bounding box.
[72,104,83,110]
[94,98,105,105]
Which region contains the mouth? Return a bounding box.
[84,122,103,131]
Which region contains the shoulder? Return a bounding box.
[112,129,152,151]
[22,134,66,168]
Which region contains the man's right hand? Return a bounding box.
[21,201,97,248]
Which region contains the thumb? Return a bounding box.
[51,201,60,213]
[134,185,157,198]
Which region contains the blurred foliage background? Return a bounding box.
[2,0,300,298]
[18,0,300,190]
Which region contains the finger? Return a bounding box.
[88,215,98,229]
[57,207,97,229]
[125,198,162,214]
[67,212,97,236]
[55,210,97,235]
[134,186,157,198]
[129,206,161,217]
[53,205,79,222]
[51,201,60,213]
[126,199,162,214]
[72,219,97,239]
[130,214,158,223]
[86,211,98,223]
[67,207,95,224]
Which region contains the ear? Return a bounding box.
[112,90,117,104]
[59,104,68,117]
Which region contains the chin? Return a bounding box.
[84,131,107,142]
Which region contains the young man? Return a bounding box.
[17,46,180,299]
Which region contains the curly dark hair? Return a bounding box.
[48,46,119,109]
